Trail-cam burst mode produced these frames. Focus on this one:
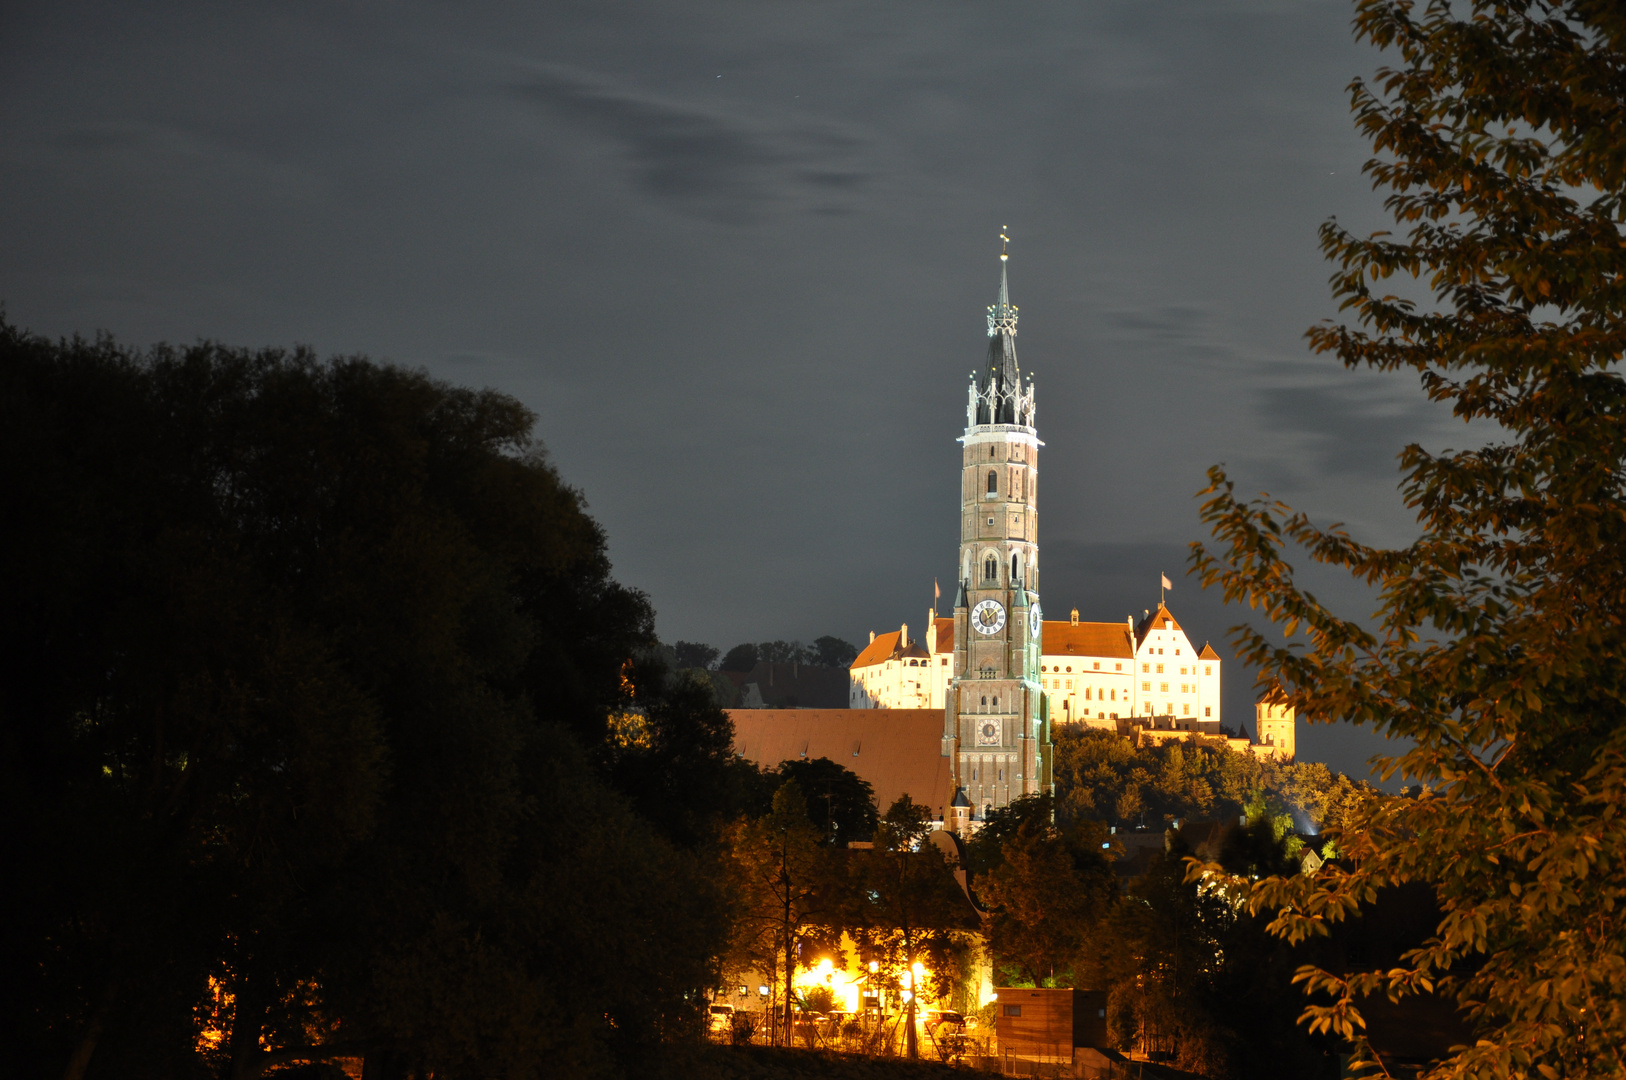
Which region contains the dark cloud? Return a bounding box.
[1256,380,1432,479]
[511,63,869,223]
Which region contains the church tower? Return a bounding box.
[943,241,1052,826]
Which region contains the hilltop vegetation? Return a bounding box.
[1053,728,1375,836]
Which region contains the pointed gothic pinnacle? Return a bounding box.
[998,229,1010,306]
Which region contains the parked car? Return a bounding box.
[708,1004,735,1033]
[924,1009,964,1035]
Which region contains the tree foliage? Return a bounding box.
[1191,2,1626,1075]
[812,636,859,668]
[851,797,977,1060]
[0,325,727,1079]
[1052,728,1374,837]
[775,757,879,844]
[972,806,1115,988]
[672,641,721,671]
[722,781,845,1046]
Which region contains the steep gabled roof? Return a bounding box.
[934,616,954,655]
[1199,642,1220,660]
[1040,620,1134,658]
[850,630,929,669]
[851,632,901,669]
[1134,601,1183,647]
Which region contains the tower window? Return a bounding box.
[1011,553,1020,580]
[984,555,998,581]
[987,470,998,494]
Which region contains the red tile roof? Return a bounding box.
[730,708,954,817]
[1040,620,1134,658]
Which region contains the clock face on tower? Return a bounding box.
[972,599,1007,635]
[1029,603,1042,636]
[978,721,1000,745]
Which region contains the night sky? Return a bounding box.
[0,1,1461,783]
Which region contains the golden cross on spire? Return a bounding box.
[999,227,1010,260]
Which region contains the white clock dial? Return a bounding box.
[971,599,1007,635]
[1029,603,1042,636]
[979,721,1000,745]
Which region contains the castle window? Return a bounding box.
[1205,665,1212,676]
[1094,662,1101,670]
[1142,663,1149,673]
[1142,682,1151,692]
[987,470,998,494]
[984,555,998,581]
[1115,663,1122,671]
[1086,688,1092,700]
[1111,689,1116,700]
[1205,707,1211,717]
[1156,664,1164,674]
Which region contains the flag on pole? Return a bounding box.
[934,579,941,602]
[1161,573,1173,592]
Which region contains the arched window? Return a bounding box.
[986,469,998,494]
[1011,553,1020,581]
[984,555,998,581]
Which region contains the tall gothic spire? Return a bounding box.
[978,230,1023,424]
